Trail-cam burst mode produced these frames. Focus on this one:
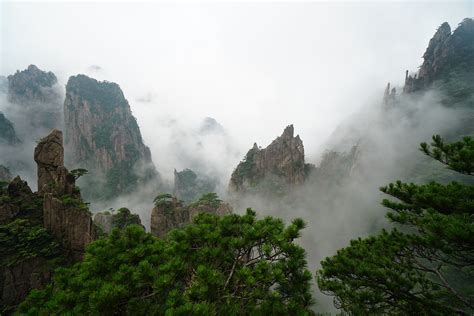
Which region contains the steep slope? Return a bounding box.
[7,65,62,131]
[404,18,474,100]
[0,129,97,313]
[322,18,474,185]
[150,193,231,237]
[229,125,312,194]
[64,74,158,200]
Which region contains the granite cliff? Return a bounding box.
[150,193,231,237]
[404,18,474,95]
[229,125,312,194]
[0,130,97,313]
[64,74,158,199]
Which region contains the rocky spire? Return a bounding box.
[403,18,474,93]
[150,193,231,237]
[34,129,96,260]
[34,129,75,196]
[229,124,309,193]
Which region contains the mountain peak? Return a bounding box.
[229,125,308,194]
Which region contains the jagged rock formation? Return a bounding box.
[0,177,52,312]
[0,129,100,311]
[0,165,12,182]
[150,193,231,237]
[0,113,20,145]
[34,130,96,260]
[229,125,311,193]
[173,168,216,204]
[404,18,474,94]
[34,130,76,196]
[7,65,62,131]
[93,207,142,234]
[1,257,52,312]
[64,74,157,199]
[0,176,38,226]
[382,83,397,107]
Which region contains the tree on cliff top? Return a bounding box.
[317,135,474,315]
[18,209,314,315]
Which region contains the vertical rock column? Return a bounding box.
[34,129,95,260]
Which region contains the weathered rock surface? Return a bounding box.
[404,18,474,93]
[64,74,158,199]
[43,194,95,260]
[93,212,113,234]
[94,207,142,234]
[0,257,52,312]
[33,129,96,259]
[229,125,310,193]
[34,130,75,196]
[151,194,231,238]
[0,176,35,225]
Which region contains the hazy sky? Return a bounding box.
[1,1,472,177]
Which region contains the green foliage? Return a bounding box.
[111,207,141,229]
[60,195,89,212]
[18,210,314,315]
[317,135,474,315]
[189,192,222,209]
[234,146,258,180]
[174,169,216,204]
[66,74,127,113]
[69,168,88,181]
[153,193,174,207]
[421,135,474,175]
[0,219,61,267]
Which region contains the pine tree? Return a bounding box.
[317,135,474,315]
[18,209,314,315]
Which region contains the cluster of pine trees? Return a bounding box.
[13,134,473,315]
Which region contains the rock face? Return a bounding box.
[0,257,52,313]
[150,193,231,237]
[173,168,216,204]
[0,176,36,225]
[0,113,21,145]
[42,196,95,260]
[7,65,62,131]
[0,178,51,311]
[64,74,157,199]
[404,18,474,93]
[93,207,142,234]
[34,130,75,196]
[0,129,97,311]
[229,125,310,193]
[151,196,188,238]
[34,129,96,260]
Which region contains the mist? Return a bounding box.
[1,1,473,312]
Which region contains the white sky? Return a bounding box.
[1,1,472,174]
